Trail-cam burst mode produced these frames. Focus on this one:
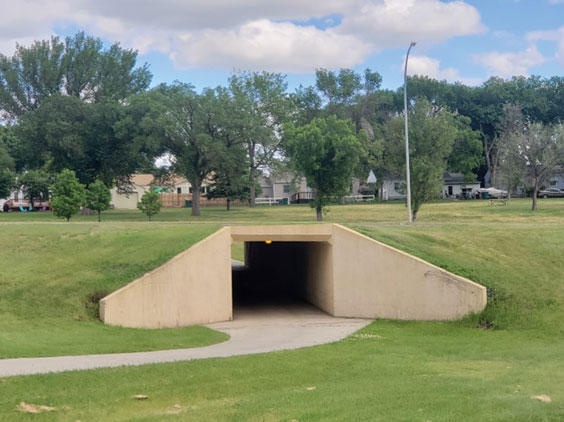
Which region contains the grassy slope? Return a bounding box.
[1,200,564,420]
[0,224,228,358]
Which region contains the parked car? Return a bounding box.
[537,188,564,198]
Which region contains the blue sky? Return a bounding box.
[2,0,564,91]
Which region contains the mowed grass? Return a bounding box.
[1,197,563,224]
[0,224,228,358]
[1,200,564,420]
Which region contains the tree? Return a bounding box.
[0,169,14,199]
[157,83,224,216]
[15,90,164,186]
[229,71,291,207]
[137,188,161,221]
[498,105,527,198]
[18,169,51,209]
[0,132,16,198]
[447,115,483,180]
[285,116,362,221]
[51,169,86,222]
[501,119,564,211]
[0,32,151,121]
[86,179,111,222]
[384,99,457,221]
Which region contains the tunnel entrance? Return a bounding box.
[231,241,333,314]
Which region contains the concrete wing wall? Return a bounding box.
[304,241,335,315]
[100,227,232,328]
[331,225,487,320]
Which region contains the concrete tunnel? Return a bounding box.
[232,241,333,310]
[100,224,487,329]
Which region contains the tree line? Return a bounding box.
[1,32,563,221]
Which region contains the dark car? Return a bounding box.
[537,188,564,198]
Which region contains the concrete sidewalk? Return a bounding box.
[0,304,370,377]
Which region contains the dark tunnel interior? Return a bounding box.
[232,241,314,306]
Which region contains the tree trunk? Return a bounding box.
[248,141,256,207]
[316,206,323,221]
[98,211,101,222]
[66,216,70,222]
[412,210,417,222]
[532,183,538,211]
[248,167,256,207]
[226,198,231,211]
[191,182,201,216]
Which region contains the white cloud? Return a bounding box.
[526,26,564,68]
[338,0,485,47]
[406,55,481,85]
[0,0,485,72]
[473,46,546,77]
[171,20,371,72]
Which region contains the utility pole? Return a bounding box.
[403,41,416,223]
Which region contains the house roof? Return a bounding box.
[130,174,188,187]
[443,172,479,185]
[131,174,155,186]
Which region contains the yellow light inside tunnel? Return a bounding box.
[265,240,272,244]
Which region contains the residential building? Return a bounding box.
[378,172,481,201]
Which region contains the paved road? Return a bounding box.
[0,304,370,377]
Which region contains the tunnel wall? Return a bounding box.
[331,225,487,320]
[304,242,334,315]
[100,227,232,328]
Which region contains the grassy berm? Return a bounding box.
[0,224,228,358]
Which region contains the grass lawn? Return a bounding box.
[1,197,563,224]
[0,224,228,358]
[0,199,563,420]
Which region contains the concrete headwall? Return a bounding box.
[100,224,487,328]
[100,227,232,328]
[331,225,487,320]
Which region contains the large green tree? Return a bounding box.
[384,98,457,221]
[0,32,151,120]
[157,83,224,216]
[285,116,362,221]
[229,71,292,207]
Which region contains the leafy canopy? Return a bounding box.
[285,116,362,220]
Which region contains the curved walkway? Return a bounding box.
[0,304,370,378]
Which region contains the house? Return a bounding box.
[110,174,211,209]
[258,174,312,203]
[259,173,362,204]
[378,172,481,201]
[442,172,481,199]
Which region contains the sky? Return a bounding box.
[1,0,564,92]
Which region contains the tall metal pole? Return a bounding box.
[404,41,416,223]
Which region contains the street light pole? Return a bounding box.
[403,41,416,223]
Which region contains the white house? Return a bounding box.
[378,172,481,201]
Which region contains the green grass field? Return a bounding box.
[1,197,563,224]
[0,224,228,358]
[1,198,563,421]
